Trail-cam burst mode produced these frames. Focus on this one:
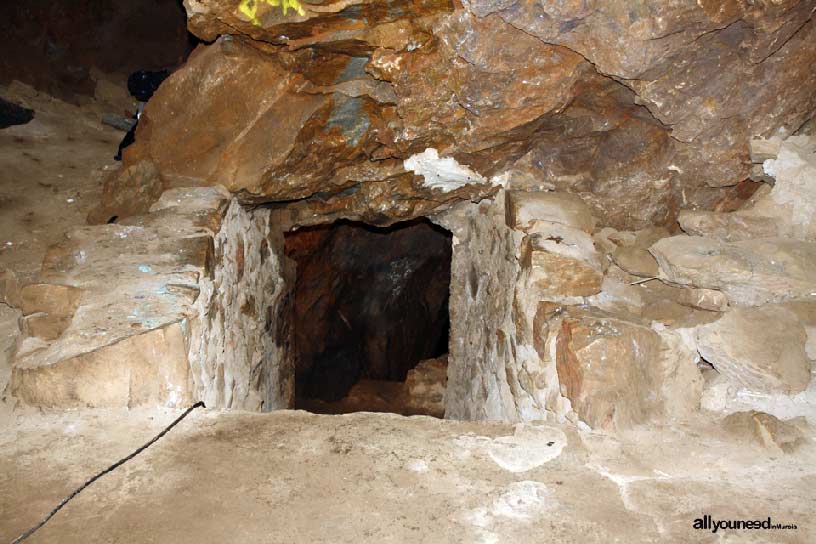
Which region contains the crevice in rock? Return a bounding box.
[284,217,452,416]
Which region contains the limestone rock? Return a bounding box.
[700,369,738,413]
[780,301,816,360]
[678,136,816,242]
[675,288,729,313]
[555,308,701,430]
[650,235,816,306]
[11,187,235,409]
[507,75,679,229]
[13,322,192,409]
[0,304,21,404]
[90,1,816,232]
[0,268,20,307]
[749,137,783,163]
[595,226,668,278]
[758,135,816,240]
[22,314,71,342]
[696,305,811,395]
[404,355,448,418]
[722,411,807,453]
[87,160,164,224]
[186,199,295,411]
[469,1,816,192]
[19,283,82,339]
[677,211,780,242]
[111,10,592,225]
[438,196,526,421]
[522,225,604,298]
[505,191,594,234]
[19,283,82,318]
[611,246,658,278]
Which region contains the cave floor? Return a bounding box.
[1,408,814,544]
[0,81,123,284]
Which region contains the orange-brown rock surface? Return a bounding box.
[98,1,815,230]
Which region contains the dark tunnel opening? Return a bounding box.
[284,218,452,417]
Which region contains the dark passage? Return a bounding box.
[285,218,451,415]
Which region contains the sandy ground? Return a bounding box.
[0,80,126,283]
[0,408,814,543]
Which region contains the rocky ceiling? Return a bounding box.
[100,0,816,230]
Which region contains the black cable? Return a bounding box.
[10,401,205,544]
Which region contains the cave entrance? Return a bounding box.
[284,218,452,418]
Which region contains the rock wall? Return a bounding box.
[189,200,295,411]
[0,303,21,411]
[440,189,707,429]
[96,1,815,233]
[438,194,524,420]
[5,187,295,412]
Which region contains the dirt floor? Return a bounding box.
[0,83,814,544]
[0,80,126,283]
[1,408,814,543]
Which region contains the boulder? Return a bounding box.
[555,308,701,430]
[650,235,816,306]
[404,355,448,418]
[13,322,191,408]
[505,191,595,234]
[0,304,21,404]
[696,305,811,395]
[722,411,807,453]
[19,283,82,318]
[522,225,604,298]
[678,136,816,242]
[88,160,165,224]
[11,187,230,409]
[749,137,783,163]
[95,1,816,230]
[611,246,659,278]
[468,1,816,194]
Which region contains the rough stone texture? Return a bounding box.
[555,308,702,430]
[13,322,192,408]
[650,235,816,306]
[0,305,20,406]
[722,410,808,453]
[9,188,226,408]
[8,185,297,411]
[505,190,594,234]
[750,137,784,163]
[18,283,82,341]
[404,355,447,418]
[88,160,165,224]
[679,136,816,241]
[188,199,295,411]
[469,0,816,191]
[697,305,811,395]
[95,1,816,230]
[440,190,713,428]
[782,301,816,360]
[438,195,526,421]
[19,283,82,317]
[505,76,680,229]
[611,246,659,279]
[522,226,604,298]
